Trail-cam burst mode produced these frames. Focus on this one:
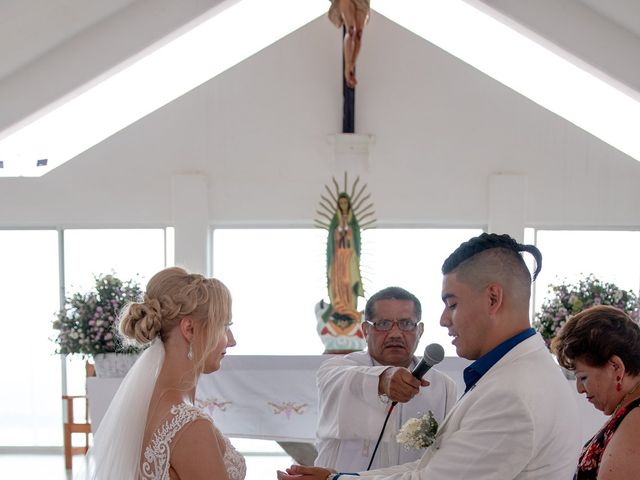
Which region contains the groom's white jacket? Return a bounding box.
[348,334,582,480]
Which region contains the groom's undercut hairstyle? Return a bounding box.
[442,233,542,302]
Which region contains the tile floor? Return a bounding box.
[0,452,293,479]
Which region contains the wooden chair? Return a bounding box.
[62,361,95,470]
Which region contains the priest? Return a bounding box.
[314,286,457,471]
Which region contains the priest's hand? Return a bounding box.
[276,464,335,479]
[378,367,430,403]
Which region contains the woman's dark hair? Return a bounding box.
[552,305,640,375]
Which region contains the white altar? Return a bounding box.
[86,355,607,444]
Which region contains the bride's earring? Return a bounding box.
[187,343,193,360]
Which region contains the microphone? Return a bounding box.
[411,343,445,379]
[390,343,445,407]
[368,344,445,471]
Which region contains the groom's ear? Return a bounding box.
[486,283,504,315]
[178,316,194,342]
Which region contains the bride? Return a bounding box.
[87,267,246,479]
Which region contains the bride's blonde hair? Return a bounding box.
[119,266,231,377]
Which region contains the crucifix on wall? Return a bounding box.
[327,0,370,133]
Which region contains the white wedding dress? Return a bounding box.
[140,403,246,480]
[88,340,246,480]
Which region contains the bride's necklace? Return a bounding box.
[613,379,640,415]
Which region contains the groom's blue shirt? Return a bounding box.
[463,327,536,393]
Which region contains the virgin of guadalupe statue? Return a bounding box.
[315,174,375,353]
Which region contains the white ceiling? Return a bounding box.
[1,1,638,86]
[0,0,137,80]
[2,0,638,76]
[578,0,640,38]
[0,0,639,167]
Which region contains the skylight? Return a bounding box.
[0,0,327,177]
[375,0,640,162]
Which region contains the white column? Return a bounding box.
[171,173,209,275]
[487,173,527,242]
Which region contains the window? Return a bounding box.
[362,228,482,356]
[533,230,640,313]
[0,230,60,446]
[63,229,167,395]
[212,228,482,357]
[212,229,327,356]
[63,229,167,294]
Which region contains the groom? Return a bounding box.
[278,233,582,480]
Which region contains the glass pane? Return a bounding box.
[63,229,166,395]
[64,229,166,293]
[534,230,640,313]
[0,230,60,446]
[213,228,482,357]
[361,229,483,356]
[213,229,328,355]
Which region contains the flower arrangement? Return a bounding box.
[533,274,640,346]
[396,411,439,450]
[52,274,143,357]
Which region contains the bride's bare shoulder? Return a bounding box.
[170,417,230,479]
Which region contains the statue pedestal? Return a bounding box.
[315,300,366,353]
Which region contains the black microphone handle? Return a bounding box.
[411,360,432,380]
[390,362,431,407]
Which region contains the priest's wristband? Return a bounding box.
[328,474,360,479]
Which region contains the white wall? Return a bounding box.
[1,13,639,269]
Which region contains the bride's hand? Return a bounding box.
[276,464,335,479]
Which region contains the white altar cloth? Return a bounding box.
[196,356,323,442]
[86,355,606,444]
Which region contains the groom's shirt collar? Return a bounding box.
[463,327,536,393]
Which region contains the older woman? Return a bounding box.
[552,305,640,480]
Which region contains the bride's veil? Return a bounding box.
[84,338,164,479]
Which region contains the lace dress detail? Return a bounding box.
[140,403,246,480]
[222,434,247,480]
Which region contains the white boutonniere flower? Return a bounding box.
[396,411,439,449]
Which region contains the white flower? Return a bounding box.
[396,411,439,450]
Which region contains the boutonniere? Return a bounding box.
[396,411,439,449]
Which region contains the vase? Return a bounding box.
[93,353,140,378]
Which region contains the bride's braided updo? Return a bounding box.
[120,267,231,372]
[120,297,163,344]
